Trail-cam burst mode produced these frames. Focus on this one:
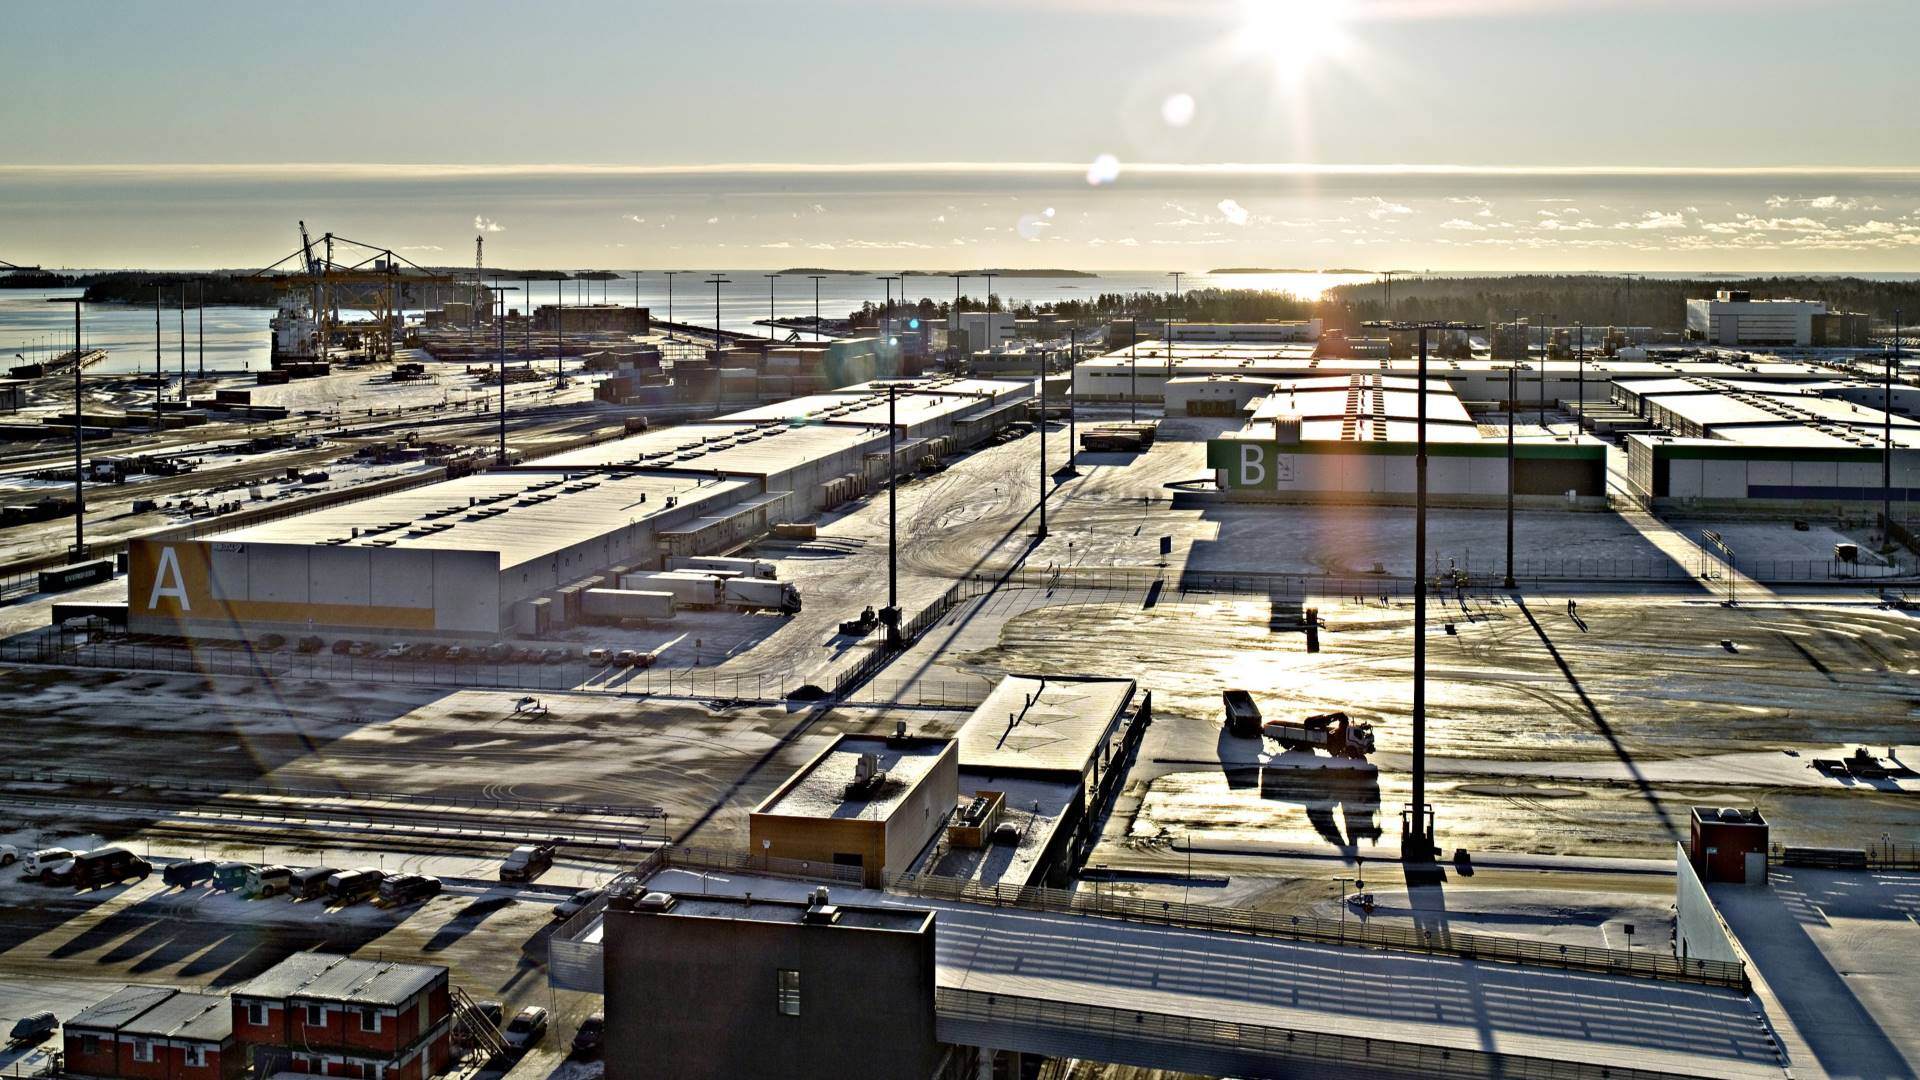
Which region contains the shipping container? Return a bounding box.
[619,572,721,607]
[582,588,676,621]
[667,555,777,580]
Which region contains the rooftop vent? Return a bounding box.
[802,886,840,925]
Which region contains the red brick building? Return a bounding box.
[229,953,452,1080]
[64,986,240,1080]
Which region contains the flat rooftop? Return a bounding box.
[756,734,952,821]
[912,771,1080,890]
[959,675,1134,779]
[66,986,230,1041]
[722,389,996,431]
[1082,345,1836,381]
[833,376,1031,402]
[232,951,440,1006]
[1238,376,1482,443]
[210,471,748,569]
[638,892,933,933]
[518,421,887,476]
[1713,868,1920,1080]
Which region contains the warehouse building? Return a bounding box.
[1682,290,1873,347]
[127,471,752,638]
[1613,377,1920,509]
[1206,375,1607,505]
[1076,340,1838,410]
[722,379,1027,444]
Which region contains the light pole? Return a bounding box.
[1505,357,1517,591]
[705,276,730,351]
[1129,319,1138,422]
[153,283,162,418]
[879,276,901,373]
[555,276,566,383]
[1886,310,1900,549]
[764,273,779,341]
[495,283,519,464]
[45,297,85,560]
[664,271,681,341]
[196,280,205,379]
[1037,342,1048,542]
[178,285,187,402]
[884,385,902,648]
[1165,271,1184,381]
[1405,325,1434,865]
[948,273,966,368]
[1062,326,1078,476]
[809,275,828,342]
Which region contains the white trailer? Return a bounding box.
[667,555,777,580]
[582,588,676,621]
[620,571,722,607]
[722,577,802,614]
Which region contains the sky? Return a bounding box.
[3,0,1918,272]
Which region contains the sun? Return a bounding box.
[1235,0,1356,69]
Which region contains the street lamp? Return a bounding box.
[883,385,903,648]
[45,296,86,560]
[493,283,519,464]
[705,276,731,350]
[664,271,682,341]
[808,275,828,342]
[948,273,966,369]
[764,273,779,341]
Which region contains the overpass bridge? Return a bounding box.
[561,859,1785,1079]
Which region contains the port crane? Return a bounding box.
[251,224,458,366]
[0,259,43,274]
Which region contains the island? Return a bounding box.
[1208,267,1315,274]
[775,268,870,276]
[900,268,1097,278]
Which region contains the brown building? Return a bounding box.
[532,304,648,334]
[603,888,945,1080]
[750,733,958,887]
[1690,806,1769,884]
[229,953,452,1080]
[64,986,240,1080]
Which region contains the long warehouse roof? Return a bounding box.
[525,421,888,476]
[209,471,748,568]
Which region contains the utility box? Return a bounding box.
[1690,806,1768,884]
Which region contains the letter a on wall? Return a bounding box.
[147,546,191,612]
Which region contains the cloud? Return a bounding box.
[705,216,720,224]
[1616,210,1687,230]
[398,244,443,252]
[1350,196,1413,220]
[760,241,793,249]
[621,213,646,224]
[1216,198,1251,226]
[1439,218,1485,231]
[810,203,827,214]
[1808,195,1857,210]
[473,215,504,232]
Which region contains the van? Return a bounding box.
[289,866,336,901]
[246,865,294,898]
[499,843,556,883]
[63,847,151,889]
[162,859,216,888]
[324,867,384,904]
[8,1012,56,1046]
[212,862,255,891]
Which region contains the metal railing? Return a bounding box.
[0,765,664,819]
[893,873,1748,992]
[934,988,1708,1080]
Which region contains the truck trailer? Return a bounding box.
[582,588,676,621]
[722,577,802,614]
[620,571,722,607]
[1262,712,1376,760]
[667,555,777,580]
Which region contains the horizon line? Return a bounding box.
[4,161,1920,180]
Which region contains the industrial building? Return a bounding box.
[1685,290,1868,347]
[531,303,647,334]
[947,311,1016,353]
[64,986,240,1080]
[123,377,1030,641]
[1206,375,1606,504]
[229,953,452,1080]
[1168,320,1322,342]
[1612,377,1920,509]
[603,890,942,1080]
[751,733,959,887]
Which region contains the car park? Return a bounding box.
[377,873,442,905]
[551,887,603,921]
[324,867,384,904]
[571,1013,604,1057]
[246,865,294,898]
[8,1012,56,1046]
[503,1006,548,1052]
[162,858,216,888]
[289,866,336,901]
[212,862,255,891]
[22,847,76,881]
[61,847,151,889]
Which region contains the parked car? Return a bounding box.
[550,887,603,921]
[377,873,442,905]
[289,866,336,901]
[499,842,556,884]
[570,1013,604,1057]
[211,862,256,891]
[162,858,217,888]
[382,643,410,660]
[502,1006,548,1052]
[296,635,325,654]
[60,847,151,889]
[247,865,294,898]
[485,642,512,662]
[471,1000,504,1027]
[587,648,610,665]
[330,638,354,656]
[8,1012,56,1046]
[256,633,286,652]
[0,844,18,867]
[22,847,76,881]
[543,647,571,665]
[324,867,385,904]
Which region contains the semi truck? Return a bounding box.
[1262,712,1376,760]
[667,555,777,580]
[620,571,800,614]
[582,588,676,621]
